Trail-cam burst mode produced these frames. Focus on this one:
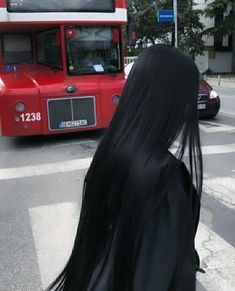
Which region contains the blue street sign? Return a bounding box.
[157,10,174,23]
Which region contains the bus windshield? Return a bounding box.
[66,27,121,76]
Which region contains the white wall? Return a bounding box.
[195,51,209,73]
[208,52,232,73]
[194,0,233,73]
[194,0,232,48]
[195,51,232,73]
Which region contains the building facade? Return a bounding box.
[195,0,234,73]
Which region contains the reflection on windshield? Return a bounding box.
[66,26,121,75]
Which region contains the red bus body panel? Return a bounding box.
[0,0,127,136]
[0,67,125,136]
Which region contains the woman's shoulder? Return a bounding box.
[165,151,191,178]
[164,152,193,198]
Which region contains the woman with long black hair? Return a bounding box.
[48,44,203,291]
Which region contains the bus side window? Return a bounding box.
[37,29,62,70]
[3,34,33,64]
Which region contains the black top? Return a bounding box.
[87,156,200,291]
[133,159,200,291]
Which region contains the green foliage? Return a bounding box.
[203,0,235,72]
[177,0,204,55]
[128,0,172,46]
[204,0,234,16]
[204,0,235,36]
[127,0,204,56]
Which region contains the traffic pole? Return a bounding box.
[173,0,178,48]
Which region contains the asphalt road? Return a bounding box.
[215,85,235,116]
[0,86,234,291]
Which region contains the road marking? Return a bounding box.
[196,222,235,291]
[0,143,235,180]
[30,202,235,291]
[203,177,235,210]
[0,157,92,180]
[199,121,235,133]
[29,202,79,290]
[172,142,235,156]
[202,143,235,155]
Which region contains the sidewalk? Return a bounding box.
[206,77,235,89]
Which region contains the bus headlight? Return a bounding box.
[15,102,25,112]
[112,95,121,105]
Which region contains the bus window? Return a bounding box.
[66,26,121,75]
[37,30,62,70]
[7,0,115,12]
[2,34,33,64]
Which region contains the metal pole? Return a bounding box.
[173,0,178,48]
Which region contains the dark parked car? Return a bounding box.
[198,78,220,118]
[124,62,221,118]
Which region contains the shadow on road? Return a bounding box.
[2,129,105,150]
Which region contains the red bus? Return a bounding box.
[0,0,127,136]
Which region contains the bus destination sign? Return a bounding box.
[7,0,115,13]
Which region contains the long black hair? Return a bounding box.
[48,45,203,291]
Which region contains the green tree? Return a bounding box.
[204,0,235,71]
[204,0,235,35]
[127,0,204,57]
[127,0,172,47]
[177,0,204,57]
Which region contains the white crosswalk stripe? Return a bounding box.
[1,143,235,180]
[29,175,235,291]
[172,141,235,156]
[29,202,79,290]
[199,121,235,133]
[201,143,235,155]
[0,157,92,180]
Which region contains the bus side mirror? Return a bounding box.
[127,22,137,46]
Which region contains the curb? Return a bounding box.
[206,79,235,89]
